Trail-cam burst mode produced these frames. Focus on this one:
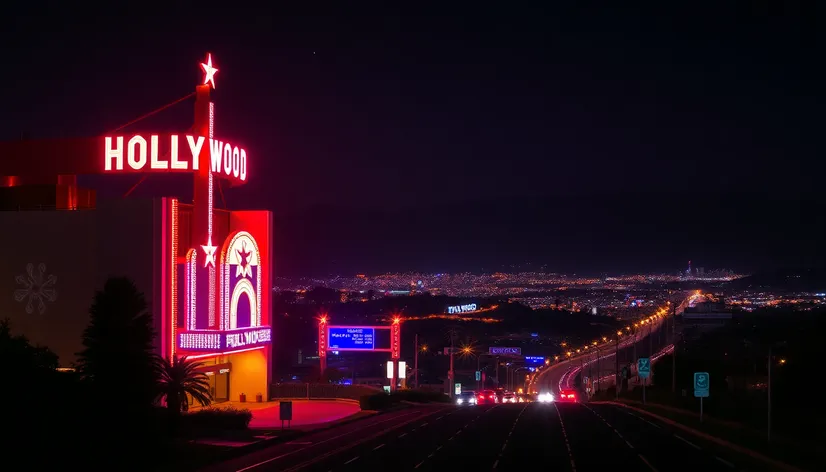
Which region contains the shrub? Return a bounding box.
[183,406,252,431]
[360,393,395,410]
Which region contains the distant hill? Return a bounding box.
[725,269,826,292]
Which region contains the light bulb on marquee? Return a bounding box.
[201,53,218,88]
[201,236,217,268]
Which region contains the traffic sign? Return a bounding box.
[637,358,651,379]
[694,372,709,398]
[475,370,481,381]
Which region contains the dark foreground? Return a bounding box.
[201,402,788,472]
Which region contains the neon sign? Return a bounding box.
[178,327,271,351]
[447,303,477,314]
[103,134,248,183]
[489,347,522,356]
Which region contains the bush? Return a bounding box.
[183,406,253,431]
[360,393,395,410]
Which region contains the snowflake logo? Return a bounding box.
[14,263,57,314]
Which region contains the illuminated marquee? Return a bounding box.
[447,303,477,314]
[103,134,248,184]
[178,327,271,351]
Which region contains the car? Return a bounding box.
[456,391,477,405]
[557,389,578,402]
[477,389,498,404]
[537,392,555,403]
[502,392,517,403]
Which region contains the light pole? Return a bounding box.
[615,331,621,399]
[671,302,677,394]
[414,334,418,389]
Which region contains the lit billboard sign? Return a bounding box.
[103,134,248,184]
[489,347,522,356]
[447,303,477,314]
[178,326,271,352]
[328,327,376,350]
[525,356,545,365]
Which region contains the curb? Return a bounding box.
[591,401,806,472]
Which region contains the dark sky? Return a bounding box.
[2,3,822,275]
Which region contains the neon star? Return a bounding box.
[235,241,253,278]
[201,53,218,88]
[201,236,217,268]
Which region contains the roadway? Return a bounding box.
[202,402,759,471]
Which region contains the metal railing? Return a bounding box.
[270,383,382,400]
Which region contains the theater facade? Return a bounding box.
[0,54,272,402]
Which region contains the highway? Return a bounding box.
[203,402,757,471]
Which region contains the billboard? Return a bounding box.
[447,303,478,314]
[328,327,375,350]
[489,347,522,356]
[525,356,545,365]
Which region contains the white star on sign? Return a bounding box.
[201,53,218,88]
[201,236,217,268]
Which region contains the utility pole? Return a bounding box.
[449,331,455,398]
[596,346,601,393]
[766,347,772,442]
[649,320,653,357]
[414,334,419,389]
[671,302,677,394]
[615,332,620,399]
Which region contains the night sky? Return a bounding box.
[2,3,821,275]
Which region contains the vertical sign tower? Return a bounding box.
[195,54,219,334]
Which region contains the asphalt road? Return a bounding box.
[204,402,766,472]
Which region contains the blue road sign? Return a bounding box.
[475,370,481,381]
[637,358,651,379]
[694,372,710,398]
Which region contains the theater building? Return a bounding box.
[0,54,272,402]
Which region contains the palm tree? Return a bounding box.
[156,355,212,416]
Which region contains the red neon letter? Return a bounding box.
[127,135,147,170]
[186,135,204,171]
[150,135,167,169]
[232,146,240,178]
[210,139,223,173]
[240,150,247,181]
[104,136,124,171]
[170,135,187,170]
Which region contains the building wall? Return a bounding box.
[0,198,158,366]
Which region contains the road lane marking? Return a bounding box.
[399,433,407,438]
[414,461,424,468]
[344,456,359,465]
[287,441,313,445]
[493,459,499,469]
[638,454,658,472]
[674,434,701,450]
[625,440,635,449]
[420,422,428,427]
[554,404,577,472]
[436,415,444,420]
[372,444,385,451]
[235,409,426,471]
[715,456,735,468]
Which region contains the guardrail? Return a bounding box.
[270,383,382,400]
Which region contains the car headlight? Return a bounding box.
[539,393,554,403]
[456,398,464,404]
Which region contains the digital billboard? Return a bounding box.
[328,327,376,350]
[489,347,522,356]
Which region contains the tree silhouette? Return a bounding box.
[156,355,212,417]
[76,277,158,414]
